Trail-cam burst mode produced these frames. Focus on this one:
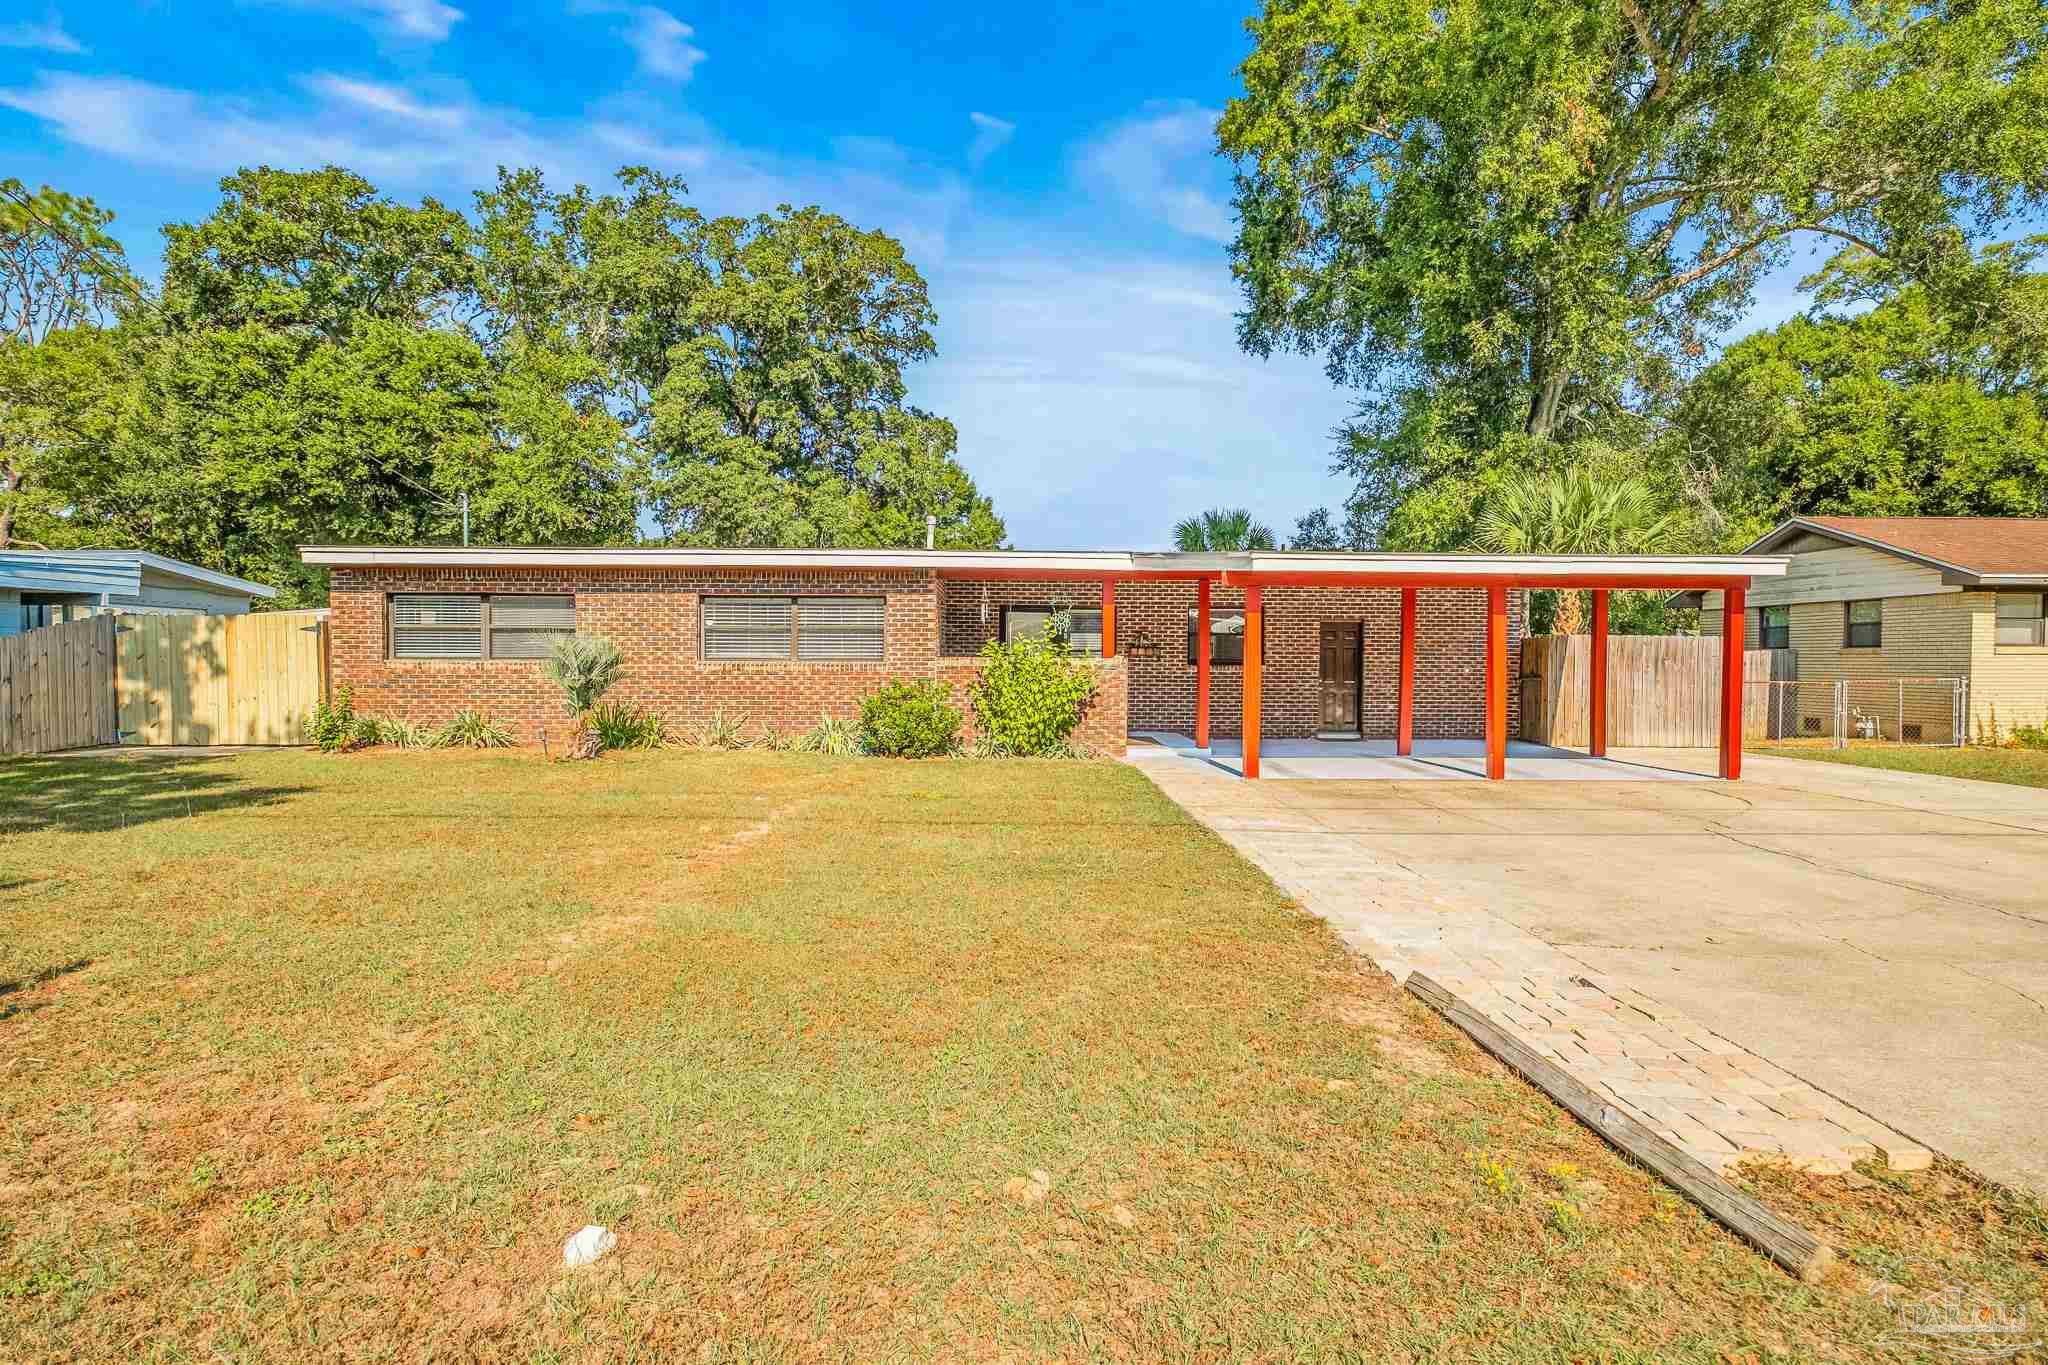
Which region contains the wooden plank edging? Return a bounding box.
[1404,972,1835,1283]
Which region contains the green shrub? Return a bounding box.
[541,635,624,716]
[374,717,435,749]
[698,709,753,750]
[586,700,669,751]
[793,714,860,755]
[305,685,359,753]
[971,619,1096,756]
[2010,724,2048,751]
[434,708,515,749]
[858,680,961,758]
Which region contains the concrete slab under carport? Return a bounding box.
[1136,746,2048,1194]
[1130,733,1712,782]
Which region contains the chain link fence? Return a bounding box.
[1749,677,1968,747]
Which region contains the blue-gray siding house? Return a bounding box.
[0,550,276,638]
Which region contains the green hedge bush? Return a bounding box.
[970,617,1095,756]
[858,679,962,757]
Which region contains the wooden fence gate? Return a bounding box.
[0,610,326,755]
[0,615,120,755]
[1519,635,1796,747]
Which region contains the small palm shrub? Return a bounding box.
[541,635,624,716]
[858,680,961,757]
[793,713,861,756]
[698,709,753,750]
[305,685,360,753]
[586,700,669,751]
[971,622,1096,756]
[434,708,515,748]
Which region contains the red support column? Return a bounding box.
[1396,587,1416,756]
[1719,585,1746,780]
[1100,579,1116,658]
[1589,589,1609,758]
[1485,585,1507,781]
[1243,586,1263,780]
[1194,577,1212,750]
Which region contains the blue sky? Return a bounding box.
[1,1,1823,548]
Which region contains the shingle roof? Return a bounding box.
[1757,517,2048,577]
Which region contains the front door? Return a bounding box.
[1319,623,1361,734]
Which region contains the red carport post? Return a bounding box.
[1719,584,1746,780]
[1485,585,1507,780]
[1589,589,1610,758]
[1243,585,1263,779]
[1100,579,1116,658]
[1194,577,1212,749]
[1396,587,1417,756]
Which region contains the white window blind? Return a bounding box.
[392,595,484,658]
[797,598,886,661]
[703,598,795,660]
[1997,592,2047,646]
[488,595,577,657]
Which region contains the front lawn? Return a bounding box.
[2,750,2041,1359]
[1754,740,2048,789]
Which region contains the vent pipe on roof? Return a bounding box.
[925,514,936,550]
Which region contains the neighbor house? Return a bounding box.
[0,549,276,639]
[302,544,1781,778]
[1696,516,2048,740]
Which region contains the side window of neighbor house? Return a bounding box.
[388,594,575,659]
[1996,592,2048,647]
[1843,599,1883,649]
[702,597,885,661]
[1758,605,1790,650]
[1002,605,1102,656]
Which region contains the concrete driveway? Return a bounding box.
[1134,747,2048,1193]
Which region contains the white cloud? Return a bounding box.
[268,0,465,42]
[0,16,84,53]
[911,254,1353,548]
[570,2,705,81]
[966,111,1014,168]
[1074,101,1233,244]
[304,74,465,129]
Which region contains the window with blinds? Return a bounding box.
[1001,606,1102,656]
[702,597,886,661]
[1997,592,2047,646]
[388,594,576,659]
[1843,599,1883,649]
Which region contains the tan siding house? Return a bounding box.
[1699,518,2048,740]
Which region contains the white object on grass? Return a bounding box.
[562,1224,616,1268]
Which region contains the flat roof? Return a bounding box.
[300,545,1785,583]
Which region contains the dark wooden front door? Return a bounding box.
[1319,623,1361,733]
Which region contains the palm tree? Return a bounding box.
[1173,507,1277,552]
[1471,465,1683,633]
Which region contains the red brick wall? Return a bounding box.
[329,566,943,745]
[327,566,1133,752]
[939,579,1523,740]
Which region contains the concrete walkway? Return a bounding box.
[1132,732,1710,782]
[1130,746,2048,1191]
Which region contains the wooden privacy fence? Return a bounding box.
[0,615,120,755]
[1520,635,1796,747]
[0,610,326,755]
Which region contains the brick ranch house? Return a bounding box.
[303,546,1784,779]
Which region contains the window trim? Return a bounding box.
[1757,604,1790,651]
[1843,598,1883,650]
[700,594,888,663]
[999,603,1104,657]
[386,592,577,661]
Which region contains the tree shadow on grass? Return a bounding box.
[0,755,309,835]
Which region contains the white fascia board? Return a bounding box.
[298,546,1140,574]
[1241,553,1790,578]
[130,552,278,598]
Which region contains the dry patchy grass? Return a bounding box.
[1755,741,2048,790]
[1,749,2042,1361]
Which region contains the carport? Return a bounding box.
[1044,553,1791,780]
